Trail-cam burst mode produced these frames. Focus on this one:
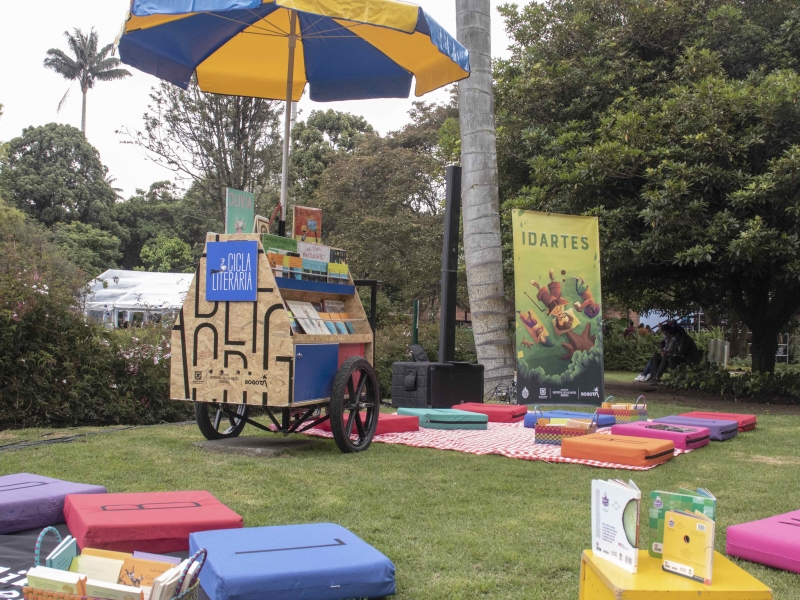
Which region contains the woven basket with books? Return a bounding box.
[597,395,648,423]
[25,527,206,600]
[531,408,598,445]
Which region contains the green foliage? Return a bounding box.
[603,332,661,371]
[112,181,219,270]
[663,363,800,401]
[313,101,458,311]
[123,80,283,224]
[290,109,374,202]
[0,197,190,428]
[602,326,725,371]
[437,117,461,166]
[52,222,122,277]
[374,321,476,399]
[496,0,800,373]
[0,123,118,230]
[139,235,194,273]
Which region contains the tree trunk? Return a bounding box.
[81,89,87,134]
[456,0,515,393]
[750,325,779,374]
[728,321,750,360]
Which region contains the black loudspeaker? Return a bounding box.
[391,362,484,408]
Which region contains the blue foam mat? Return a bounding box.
[523,410,615,429]
[189,523,395,600]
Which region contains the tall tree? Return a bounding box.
[290,109,373,202]
[122,81,283,223]
[43,28,130,134]
[496,0,800,373]
[0,124,118,231]
[314,106,450,310]
[456,0,515,392]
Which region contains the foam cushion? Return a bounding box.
[561,434,674,467]
[727,510,800,573]
[652,416,738,441]
[679,411,757,432]
[189,523,395,600]
[397,408,488,430]
[611,421,711,450]
[523,410,615,429]
[64,491,243,552]
[316,412,419,435]
[453,403,528,423]
[0,473,106,535]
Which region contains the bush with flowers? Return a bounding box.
[0,199,192,428]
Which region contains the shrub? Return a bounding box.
[663,363,800,402]
[602,326,725,372]
[0,199,192,428]
[603,332,661,371]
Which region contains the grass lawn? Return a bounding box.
[2,380,800,599]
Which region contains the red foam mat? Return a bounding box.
[679,411,756,432]
[454,403,528,423]
[316,412,419,435]
[64,490,243,553]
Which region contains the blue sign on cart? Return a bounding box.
[206,241,258,302]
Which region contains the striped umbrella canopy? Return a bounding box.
[117,0,470,231]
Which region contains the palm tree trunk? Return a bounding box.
[81,89,87,134]
[456,0,515,393]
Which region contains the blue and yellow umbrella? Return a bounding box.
[118,0,469,231]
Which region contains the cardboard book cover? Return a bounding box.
[293,206,322,243]
[591,479,640,574]
[662,510,716,584]
[649,488,716,558]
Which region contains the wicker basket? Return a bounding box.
[597,395,648,423]
[27,531,206,600]
[531,408,598,445]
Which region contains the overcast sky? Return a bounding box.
[0,1,515,199]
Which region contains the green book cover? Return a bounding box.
[649,488,716,558]
[225,188,255,234]
[262,234,297,253]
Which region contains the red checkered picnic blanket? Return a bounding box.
[303,422,690,471]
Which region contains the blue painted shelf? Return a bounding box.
[275,278,355,296]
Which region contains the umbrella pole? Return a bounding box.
[278,10,298,237]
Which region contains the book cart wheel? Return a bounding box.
[329,357,380,453]
[194,402,248,440]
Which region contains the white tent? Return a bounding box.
[84,269,192,326]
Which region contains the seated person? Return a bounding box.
[635,323,672,382]
[652,324,701,382]
[623,320,637,338]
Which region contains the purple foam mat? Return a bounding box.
[0,473,107,534]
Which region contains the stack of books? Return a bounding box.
[285,300,356,335]
[651,487,717,585]
[28,545,198,600]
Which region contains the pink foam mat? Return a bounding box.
[304,421,689,470]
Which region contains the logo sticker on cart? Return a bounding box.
[206,240,258,302]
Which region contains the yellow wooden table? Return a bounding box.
[579,550,772,600]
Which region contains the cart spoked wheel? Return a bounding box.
[194,402,248,440]
[329,357,380,453]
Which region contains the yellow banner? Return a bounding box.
[512,210,604,405]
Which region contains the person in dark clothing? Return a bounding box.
[653,325,701,382]
[635,324,670,382]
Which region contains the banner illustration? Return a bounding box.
[512,210,604,405]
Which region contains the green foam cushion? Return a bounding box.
[396,408,488,430]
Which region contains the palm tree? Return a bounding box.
[456,0,515,393]
[43,28,131,134]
